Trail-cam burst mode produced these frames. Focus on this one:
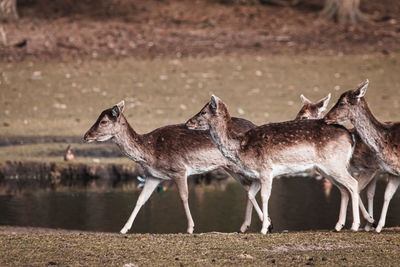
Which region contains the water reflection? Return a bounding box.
[0,177,399,233]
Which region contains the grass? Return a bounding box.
[0,226,399,266]
[1,53,399,137]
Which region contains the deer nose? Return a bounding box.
[83,133,89,141]
[186,120,195,128]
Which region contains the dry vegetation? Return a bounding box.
[0,226,400,266]
[1,54,399,139]
[0,0,399,61]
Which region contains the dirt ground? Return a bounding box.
[0,0,399,61]
[0,226,400,266]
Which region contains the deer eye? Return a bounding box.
[339,102,346,106]
[100,120,108,125]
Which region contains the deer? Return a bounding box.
[297,94,381,231]
[325,79,400,233]
[295,94,331,120]
[186,95,376,234]
[84,100,267,234]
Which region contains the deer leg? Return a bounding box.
[375,176,400,233]
[322,167,363,232]
[245,181,274,233]
[353,168,379,231]
[226,170,261,233]
[247,181,263,222]
[260,174,273,235]
[225,169,266,233]
[364,177,377,231]
[175,176,195,234]
[335,184,370,232]
[333,182,349,232]
[240,193,254,233]
[366,178,377,218]
[120,176,161,234]
[341,172,361,232]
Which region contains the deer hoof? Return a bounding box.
[120,228,129,234]
[240,224,249,233]
[350,223,360,232]
[372,221,378,228]
[375,225,383,233]
[260,228,267,235]
[364,223,372,232]
[334,223,344,232]
[268,224,273,233]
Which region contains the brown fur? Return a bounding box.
[325,79,400,232]
[239,119,352,154]
[187,95,373,234]
[85,107,256,177]
[84,102,263,234]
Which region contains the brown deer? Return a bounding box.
[297,94,381,231]
[325,79,399,233]
[84,101,266,234]
[186,95,375,234]
[295,93,331,120]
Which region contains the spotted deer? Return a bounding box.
[186,95,376,234]
[84,101,266,234]
[325,79,399,233]
[295,93,331,120]
[297,93,381,231]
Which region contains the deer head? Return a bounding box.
[83,100,125,142]
[186,95,228,130]
[325,80,369,125]
[295,93,331,120]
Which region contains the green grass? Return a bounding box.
[1,54,399,137]
[0,227,399,266]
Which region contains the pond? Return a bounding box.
[0,177,399,233]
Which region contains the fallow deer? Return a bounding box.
[186,95,376,234]
[84,101,266,234]
[297,94,381,231]
[295,93,331,120]
[325,79,399,233]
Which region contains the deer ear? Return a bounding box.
[300,94,311,105]
[354,79,369,99]
[116,100,125,113]
[317,93,331,112]
[111,105,120,117]
[210,95,218,111]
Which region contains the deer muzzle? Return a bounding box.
[83,133,95,142]
[185,120,196,129]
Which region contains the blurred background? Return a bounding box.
[0,0,399,233]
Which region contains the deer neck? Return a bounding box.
[351,98,387,154]
[112,115,147,163]
[209,113,241,164]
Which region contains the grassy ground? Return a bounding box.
[1,53,399,167]
[0,226,399,266]
[1,54,399,138]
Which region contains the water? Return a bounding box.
[0,177,399,233]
